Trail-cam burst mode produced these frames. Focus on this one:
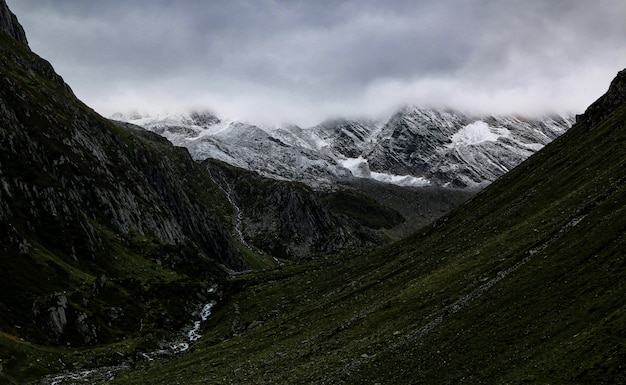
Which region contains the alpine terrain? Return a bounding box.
[0,2,624,384]
[113,106,572,256]
[112,69,626,385]
[114,108,573,189]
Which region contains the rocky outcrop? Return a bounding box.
[74,312,97,345]
[31,293,68,341]
[0,0,28,47]
[579,68,626,128]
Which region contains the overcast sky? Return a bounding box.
[8,0,626,126]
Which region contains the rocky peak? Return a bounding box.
[0,0,29,47]
[579,68,626,128]
[189,111,221,127]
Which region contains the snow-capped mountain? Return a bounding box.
[112,107,573,189]
[365,107,573,187]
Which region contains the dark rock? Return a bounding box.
[93,274,108,294]
[33,292,69,341]
[581,68,626,128]
[106,307,124,321]
[204,160,396,260]
[75,312,97,345]
[0,0,28,47]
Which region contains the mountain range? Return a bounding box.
[1,1,624,384]
[113,108,573,189]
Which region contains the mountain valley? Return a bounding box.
[0,2,624,384]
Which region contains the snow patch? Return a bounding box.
[370,172,431,187]
[341,157,430,187]
[448,121,510,148]
[341,156,371,178]
[194,120,233,137]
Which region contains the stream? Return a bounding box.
[36,287,218,385]
[206,168,250,248]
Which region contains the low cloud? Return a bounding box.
[8,0,626,126]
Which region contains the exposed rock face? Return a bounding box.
[205,160,403,259]
[0,0,28,47]
[313,118,382,159]
[74,312,97,345]
[365,107,573,188]
[31,293,68,341]
[118,108,572,190]
[580,68,626,128]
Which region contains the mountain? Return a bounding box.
[2,2,622,383]
[203,159,405,260]
[104,69,626,384]
[0,5,252,379]
[366,107,572,187]
[0,0,28,47]
[112,112,355,188]
[115,108,573,189]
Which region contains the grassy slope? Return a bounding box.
[113,82,625,384]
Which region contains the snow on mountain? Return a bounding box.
[113,108,573,189]
[448,121,509,148]
[365,107,574,188]
[341,156,431,187]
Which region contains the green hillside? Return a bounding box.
[110,70,626,384]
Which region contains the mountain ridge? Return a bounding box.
[115,107,573,189]
[0,0,28,47]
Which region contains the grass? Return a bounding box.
[235,242,280,271]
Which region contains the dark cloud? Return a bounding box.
[7,0,625,125]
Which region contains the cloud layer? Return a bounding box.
[8,0,626,126]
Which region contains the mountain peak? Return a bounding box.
[579,68,626,127]
[0,0,29,47]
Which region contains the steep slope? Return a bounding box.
[0,0,28,47]
[0,11,248,381]
[303,118,382,159]
[366,107,572,187]
[204,159,404,260]
[110,69,625,384]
